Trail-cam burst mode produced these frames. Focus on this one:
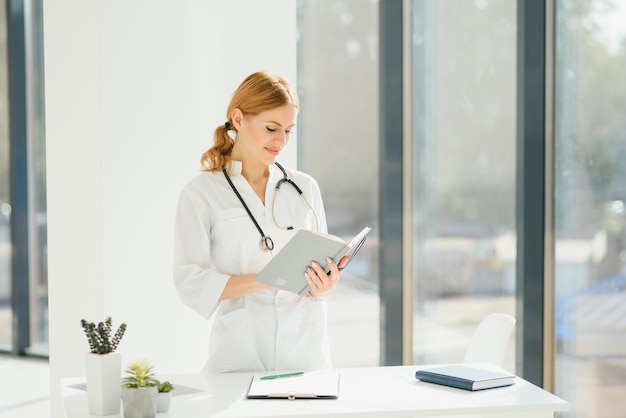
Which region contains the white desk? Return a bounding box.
[61,364,568,418]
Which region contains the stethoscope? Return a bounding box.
[222,162,318,252]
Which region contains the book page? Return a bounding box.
[347,226,372,248]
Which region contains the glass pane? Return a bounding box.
[555,0,626,416]
[27,0,48,355]
[297,0,380,367]
[412,0,517,371]
[0,0,13,351]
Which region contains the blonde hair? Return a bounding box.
[200,71,299,172]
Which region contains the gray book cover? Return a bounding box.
[255,227,371,296]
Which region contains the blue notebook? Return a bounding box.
[415,365,515,391]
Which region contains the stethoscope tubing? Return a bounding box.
[222,162,317,253]
[222,166,274,251]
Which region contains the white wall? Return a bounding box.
[44,1,297,416]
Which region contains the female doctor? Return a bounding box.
[173,70,348,372]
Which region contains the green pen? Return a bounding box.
[260,371,304,380]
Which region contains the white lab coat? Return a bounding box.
[173,161,332,372]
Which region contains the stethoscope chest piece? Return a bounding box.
[261,236,275,252]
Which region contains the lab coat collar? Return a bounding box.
[229,160,282,178]
[229,160,243,175]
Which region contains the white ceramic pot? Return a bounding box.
[84,352,122,415]
[156,391,172,412]
[122,386,158,418]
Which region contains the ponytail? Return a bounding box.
[200,124,234,172]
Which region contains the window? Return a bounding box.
[0,0,48,356]
[0,0,12,351]
[411,0,517,370]
[297,0,381,367]
[25,0,48,356]
[554,0,626,416]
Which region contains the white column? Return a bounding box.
[44,1,297,416]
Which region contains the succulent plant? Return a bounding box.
[156,380,174,393]
[123,359,158,388]
[80,316,127,354]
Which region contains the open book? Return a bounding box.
[255,226,372,296]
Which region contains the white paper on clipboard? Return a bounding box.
[246,370,340,400]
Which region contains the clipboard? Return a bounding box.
[246,370,340,400]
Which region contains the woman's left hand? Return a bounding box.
[305,255,349,298]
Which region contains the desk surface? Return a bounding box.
[61,364,568,418]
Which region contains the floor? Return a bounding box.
[0,355,50,418]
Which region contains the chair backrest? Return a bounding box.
[463,313,516,369]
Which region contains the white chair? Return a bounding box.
[463,313,516,369]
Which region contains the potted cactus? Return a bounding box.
[122,359,159,418]
[81,317,127,416]
[156,379,174,412]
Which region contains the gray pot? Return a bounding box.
[156,391,172,412]
[122,387,158,418]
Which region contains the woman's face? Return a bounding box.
[231,104,298,167]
